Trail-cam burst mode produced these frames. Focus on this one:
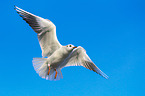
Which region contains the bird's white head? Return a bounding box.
[65,44,77,52]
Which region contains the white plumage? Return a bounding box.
[15,6,109,80]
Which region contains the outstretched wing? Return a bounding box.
[61,46,109,79]
[14,6,62,57]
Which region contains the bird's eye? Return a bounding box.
[69,45,71,47]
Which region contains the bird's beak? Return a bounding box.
[73,46,77,49]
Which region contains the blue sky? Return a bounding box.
[0,0,145,96]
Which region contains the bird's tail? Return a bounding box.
[32,58,63,80]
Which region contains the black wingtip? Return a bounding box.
[14,5,16,8]
[14,5,16,10]
[19,15,23,17]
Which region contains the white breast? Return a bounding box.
[47,47,72,68]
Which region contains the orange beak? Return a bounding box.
[73,46,77,49]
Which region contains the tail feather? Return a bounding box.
[33,58,48,78]
[56,69,63,80]
[32,58,63,81]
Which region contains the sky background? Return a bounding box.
[0,0,145,96]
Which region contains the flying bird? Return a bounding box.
[14,6,109,80]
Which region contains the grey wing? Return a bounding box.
[61,46,109,79]
[14,6,62,57]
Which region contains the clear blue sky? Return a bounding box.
[0,0,145,96]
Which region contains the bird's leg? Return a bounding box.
[54,69,57,79]
[47,64,50,75]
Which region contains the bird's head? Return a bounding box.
[65,44,77,51]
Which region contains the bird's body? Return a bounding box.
[14,6,109,80]
[46,46,74,68]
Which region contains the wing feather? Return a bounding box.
[61,46,109,79]
[14,6,62,57]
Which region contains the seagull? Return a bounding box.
[14,6,109,80]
